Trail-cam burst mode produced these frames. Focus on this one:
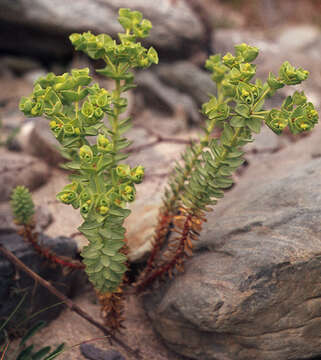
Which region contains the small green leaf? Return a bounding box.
[17,345,34,359]
[44,343,65,360]
[112,253,127,262]
[109,208,131,218]
[147,47,159,64]
[64,161,81,170]
[100,255,111,267]
[235,103,250,118]
[20,321,46,347]
[60,90,79,102]
[32,346,51,360]
[230,116,245,127]
[222,157,244,168]
[99,227,125,240]
[110,261,127,274]
[227,150,244,159]
[220,124,234,145]
[82,249,100,260]
[247,118,262,133]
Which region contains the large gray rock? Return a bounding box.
[244,125,284,154]
[277,25,321,52]
[213,28,275,58]
[144,152,321,359]
[0,0,204,54]
[135,71,200,124]
[19,118,65,167]
[0,56,42,76]
[156,61,216,106]
[0,150,51,202]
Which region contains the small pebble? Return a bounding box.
[80,343,125,360]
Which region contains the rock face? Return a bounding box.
[135,71,200,124]
[244,125,284,154]
[0,150,51,202]
[0,233,86,329]
[144,152,321,360]
[156,61,216,107]
[20,118,65,167]
[136,62,216,124]
[277,25,321,53]
[0,0,204,56]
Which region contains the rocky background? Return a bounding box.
[1,1,321,359]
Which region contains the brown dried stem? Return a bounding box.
[136,207,206,292]
[135,209,172,288]
[136,141,203,290]
[21,224,85,270]
[136,211,193,292]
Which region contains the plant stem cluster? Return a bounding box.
[19,9,158,294]
[164,43,318,217]
[138,43,318,289]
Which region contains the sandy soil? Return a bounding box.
[27,289,186,360]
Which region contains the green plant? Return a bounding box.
[0,322,64,360]
[0,295,64,360]
[136,43,318,289]
[19,8,158,329]
[11,187,35,226]
[17,8,318,330]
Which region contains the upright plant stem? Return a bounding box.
[140,115,219,282]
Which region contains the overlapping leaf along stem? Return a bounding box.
[136,107,219,286]
[19,8,158,331]
[136,84,248,290]
[136,70,237,290]
[98,242,129,332]
[138,42,318,290]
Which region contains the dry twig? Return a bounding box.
[0,245,142,360]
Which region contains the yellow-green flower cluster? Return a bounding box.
[205,43,258,86]
[19,69,112,149]
[203,43,317,136]
[69,9,158,80]
[267,61,309,90]
[266,91,318,135]
[170,42,318,216]
[57,162,144,220]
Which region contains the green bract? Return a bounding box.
[19,8,155,294]
[279,61,309,85]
